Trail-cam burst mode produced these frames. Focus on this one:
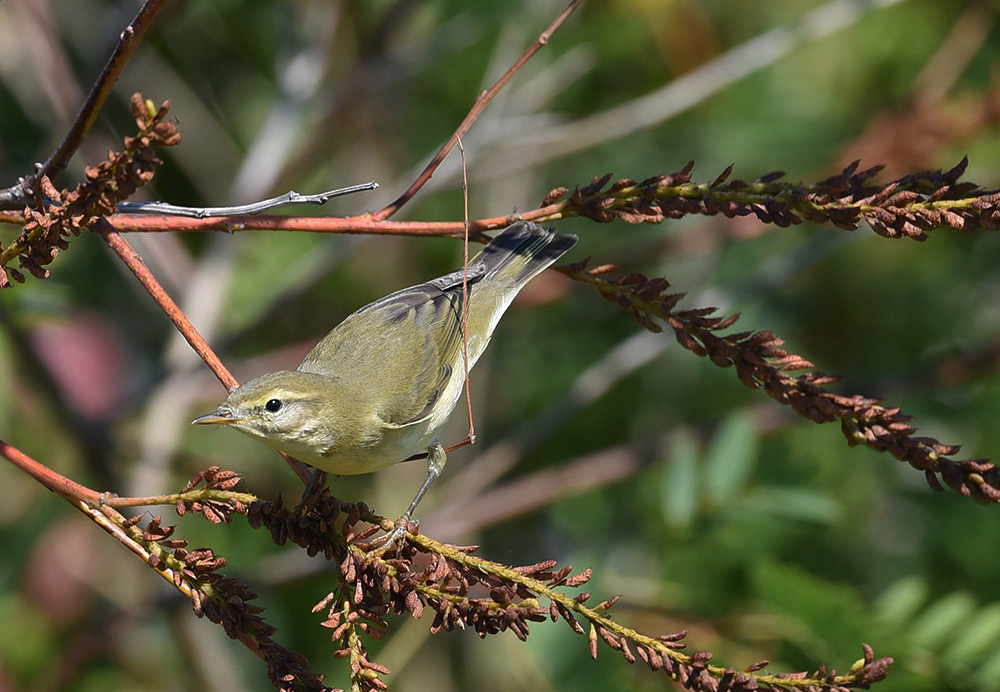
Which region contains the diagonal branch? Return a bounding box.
[557,258,1000,504]
[94,220,238,390]
[0,439,326,690]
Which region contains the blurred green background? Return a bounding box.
[3,0,1000,690]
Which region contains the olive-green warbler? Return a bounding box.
[193,221,577,530]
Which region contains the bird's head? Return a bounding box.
[192,370,342,459]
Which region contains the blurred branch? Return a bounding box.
[430,329,667,534]
[507,0,911,169]
[429,442,653,537]
[837,4,999,178]
[10,0,84,123]
[911,4,995,107]
[0,0,169,209]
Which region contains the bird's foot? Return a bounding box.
[366,515,419,556]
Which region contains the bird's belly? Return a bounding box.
[297,419,440,476]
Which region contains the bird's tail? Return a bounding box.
[475,220,578,288]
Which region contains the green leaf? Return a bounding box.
[976,646,1000,692]
[661,430,700,531]
[738,485,840,524]
[750,559,869,659]
[0,593,56,680]
[908,592,977,650]
[703,410,759,504]
[943,602,1000,668]
[875,575,930,632]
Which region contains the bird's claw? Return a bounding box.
[366,516,419,555]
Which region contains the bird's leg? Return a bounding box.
[369,443,447,553]
[296,469,328,514]
[405,442,447,519]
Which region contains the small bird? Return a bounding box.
[193,221,577,536]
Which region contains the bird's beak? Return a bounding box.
[191,409,243,426]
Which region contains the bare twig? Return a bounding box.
[92,214,485,236]
[458,136,476,450]
[117,182,379,218]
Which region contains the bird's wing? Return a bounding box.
[297,265,484,426]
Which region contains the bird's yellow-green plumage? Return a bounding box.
[193,221,577,521]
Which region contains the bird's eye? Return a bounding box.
[265,399,282,413]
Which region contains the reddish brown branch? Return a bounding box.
[90,208,539,236]
[103,211,557,235]
[104,215,484,235]
[370,0,582,221]
[95,219,238,390]
[0,443,318,689]
[0,436,104,503]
